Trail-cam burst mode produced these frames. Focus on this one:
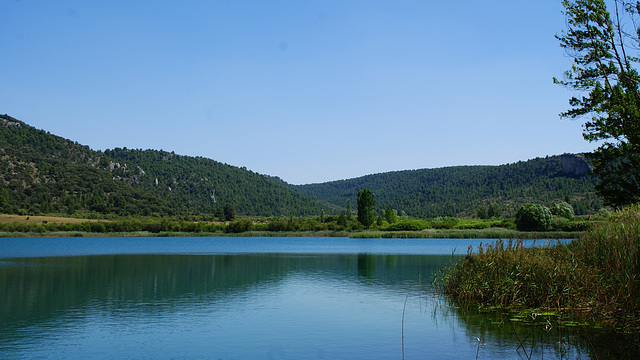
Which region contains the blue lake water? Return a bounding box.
[0,237,633,359]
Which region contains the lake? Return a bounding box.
[0,237,634,359]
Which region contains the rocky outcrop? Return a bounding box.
[560,154,592,177]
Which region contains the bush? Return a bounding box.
[550,201,575,220]
[596,208,611,219]
[515,203,552,231]
[497,218,516,229]
[455,221,490,230]
[433,217,459,229]
[225,219,253,233]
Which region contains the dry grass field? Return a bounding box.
[0,214,103,224]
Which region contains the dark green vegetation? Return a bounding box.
[515,203,553,231]
[356,189,375,228]
[0,211,598,238]
[295,155,603,218]
[437,204,640,332]
[0,114,330,217]
[555,0,640,207]
[0,114,604,224]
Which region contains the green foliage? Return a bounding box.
[550,217,592,232]
[357,189,375,228]
[432,217,459,229]
[337,213,348,227]
[438,204,640,330]
[555,1,640,207]
[515,204,552,231]
[550,201,575,220]
[476,206,488,219]
[477,203,501,219]
[214,208,225,221]
[0,115,330,217]
[596,208,611,218]
[384,205,398,224]
[0,114,606,220]
[223,204,236,221]
[225,219,254,233]
[296,155,602,218]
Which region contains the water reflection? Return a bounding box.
[0,254,453,359]
[0,252,636,359]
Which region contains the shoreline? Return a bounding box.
[0,228,581,239]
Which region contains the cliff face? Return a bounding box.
[560,154,592,177]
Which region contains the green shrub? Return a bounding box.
[551,217,592,232]
[225,219,254,233]
[515,203,552,231]
[497,218,516,229]
[596,208,611,219]
[432,217,459,229]
[455,221,490,230]
[551,201,575,220]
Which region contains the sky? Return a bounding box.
[1,0,602,185]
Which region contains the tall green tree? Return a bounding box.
[555,0,640,207]
[384,205,398,224]
[357,189,376,228]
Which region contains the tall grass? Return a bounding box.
[571,205,640,328]
[436,204,640,331]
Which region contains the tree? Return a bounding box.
[384,205,398,224]
[223,203,236,221]
[487,203,502,218]
[551,201,576,220]
[357,189,376,228]
[555,0,640,207]
[515,204,553,231]
[214,207,225,221]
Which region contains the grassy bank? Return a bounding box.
[350,228,578,239]
[436,204,640,332]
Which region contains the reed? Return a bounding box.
[436,204,640,331]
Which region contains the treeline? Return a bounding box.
[0,212,599,236]
[0,215,365,235]
[295,155,604,218]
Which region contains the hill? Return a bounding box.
[294,155,603,218]
[1,114,604,219]
[0,114,329,217]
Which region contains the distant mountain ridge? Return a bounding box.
[0,114,603,218]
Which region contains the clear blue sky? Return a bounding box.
[1,0,600,185]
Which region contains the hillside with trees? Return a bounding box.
[0,115,329,217]
[294,155,603,218]
[1,114,604,219]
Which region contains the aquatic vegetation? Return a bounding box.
[436,204,640,332]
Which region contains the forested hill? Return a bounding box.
[294,155,603,218]
[102,148,332,216]
[0,115,329,217]
[0,114,603,219]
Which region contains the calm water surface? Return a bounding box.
[0,237,633,359]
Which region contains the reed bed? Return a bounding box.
[436,204,640,331]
